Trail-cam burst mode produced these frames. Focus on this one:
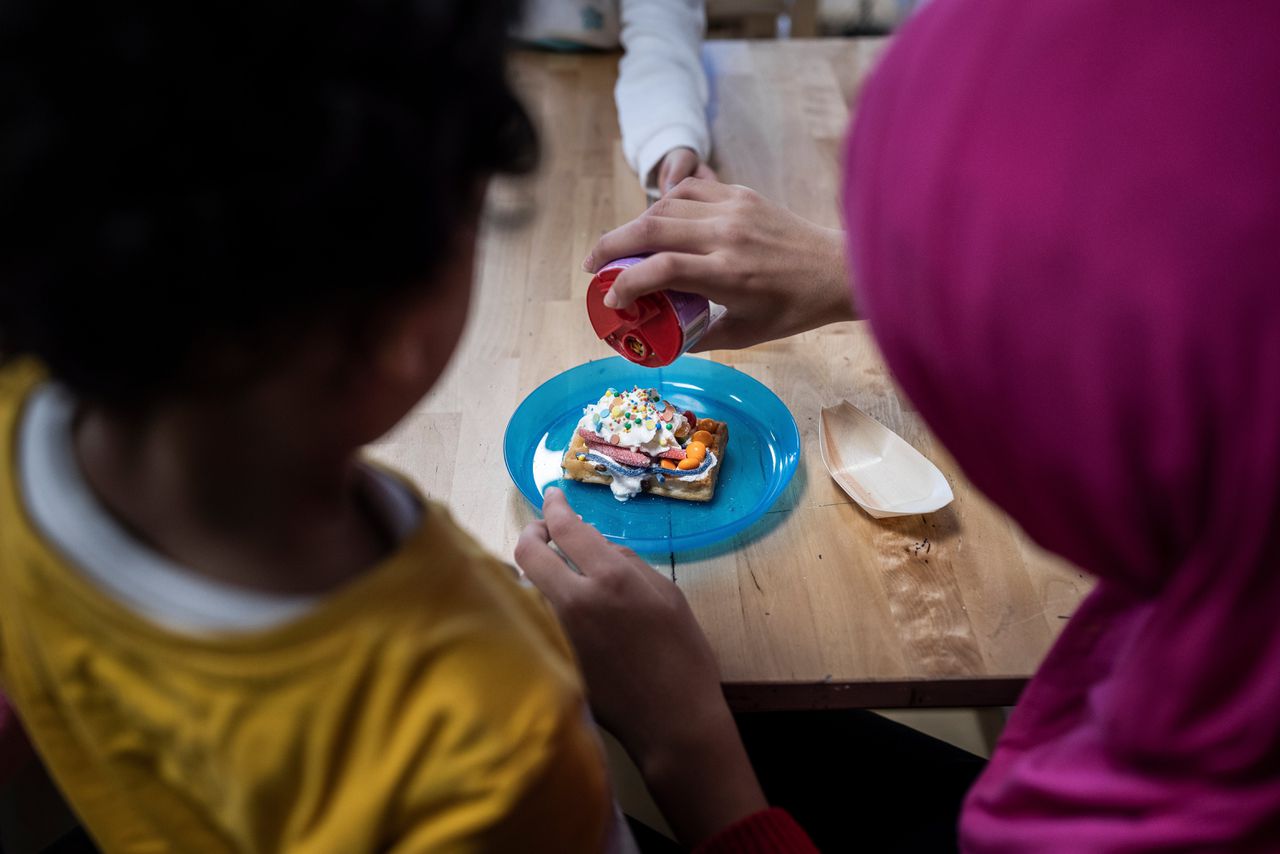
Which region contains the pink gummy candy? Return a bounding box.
[580,428,685,461]
[587,444,652,468]
[578,430,680,463]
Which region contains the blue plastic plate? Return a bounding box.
[503,356,800,552]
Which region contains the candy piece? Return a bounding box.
[590,445,652,467]
[690,429,713,446]
[696,418,718,433]
[611,405,625,419]
[609,434,620,445]
[583,433,641,453]
[677,457,701,471]
[660,459,678,470]
[683,409,697,425]
[685,441,707,462]
[657,447,686,460]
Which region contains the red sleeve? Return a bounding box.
[693,808,819,854]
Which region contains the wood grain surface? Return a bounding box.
[366,40,1094,709]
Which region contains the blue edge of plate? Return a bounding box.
[502,356,801,554]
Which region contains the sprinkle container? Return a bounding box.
[585,256,713,367]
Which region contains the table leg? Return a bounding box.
[789,0,819,36]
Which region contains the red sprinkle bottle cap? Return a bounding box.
[586,257,693,367]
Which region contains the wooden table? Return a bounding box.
[368,39,1094,711]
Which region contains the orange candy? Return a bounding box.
[660,458,678,470]
[696,418,718,433]
[690,429,713,446]
[685,441,707,462]
[677,457,701,470]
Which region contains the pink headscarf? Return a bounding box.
[846,1,1280,850]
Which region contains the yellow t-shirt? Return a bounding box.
[0,361,611,853]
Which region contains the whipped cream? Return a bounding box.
[576,386,689,454]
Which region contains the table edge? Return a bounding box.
[723,677,1028,711]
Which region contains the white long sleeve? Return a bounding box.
[615,0,710,194]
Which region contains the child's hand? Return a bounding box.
[515,487,767,845]
[515,487,724,763]
[585,179,855,351]
[656,147,717,196]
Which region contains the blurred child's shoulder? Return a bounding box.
[0,358,45,414]
[364,483,581,696]
[350,485,593,775]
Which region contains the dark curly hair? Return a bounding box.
[0,0,536,404]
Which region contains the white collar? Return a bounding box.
[17,383,420,635]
